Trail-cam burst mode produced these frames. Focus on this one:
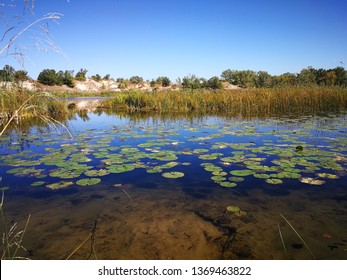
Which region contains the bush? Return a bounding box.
[37,69,61,85]
[75,68,88,81]
[206,76,222,89]
[38,69,75,87]
[129,76,143,84]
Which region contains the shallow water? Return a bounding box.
[0,112,346,260]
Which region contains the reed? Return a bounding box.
[0,87,68,121]
[280,213,316,260]
[0,87,69,136]
[101,86,347,116]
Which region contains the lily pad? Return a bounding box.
[316,173,339,179]
[76,178,101,186]
[219,182,237,188]
[162,172,184,179]
[230,169,254,176]
[299,177,326,185]
[84,169,109,177]
[227,205,240,212]
[46,181,74,190]
[265,178,284,185]
[31,181,45,187]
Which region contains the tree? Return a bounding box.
[75,69,88,81]
[221,69,257,88]
[182,74,202,89]
[14,70,29,83]
[333,67,347,86]
[103,74,111,80]
[0,65,15,82]
[91,74,102,82]
[256,71,273,88]
[206,76,223,89]
[129,76,144,84]
[298,67,316,85]
[156,76,171,87]
[37,69,60,85]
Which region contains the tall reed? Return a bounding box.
[101,86,347,117]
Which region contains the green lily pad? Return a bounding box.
[162,172,184,179]
[227,205,240,212]
[219,182,237,188]
[84,169,110,177]
[76,178,101,186]
[46,181,74,190]
[265,178,284,184]
[31,181,45,187]
[228,176,245,182]
[107,164,136,173]
[316,173,339,179]
[230,169,254,176]
[211,175,227,182]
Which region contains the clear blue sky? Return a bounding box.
[1,0,346,81]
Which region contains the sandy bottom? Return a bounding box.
[2,182,347,260]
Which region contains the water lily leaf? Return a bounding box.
[227,205,240,212]
[299,177,326,185]
[84,169,109,177]
[316,173,339,179]
[211,175,227,182]
[230,169,254,176]
[219,182,237,188]
[31,181,45,187]
[254,173,271,179]
[162,172,184,179]
[107,164,136,173]
[146,166,163,174]
[265,178,284,184]
[228,176,245,182]
[212,171,228,176]
[46,181,74,190]
[76,178,101,186]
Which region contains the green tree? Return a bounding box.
[129,76,144,84]
[256,71,273,88]
[103,74,111,80]
[221,69,257,88]
[0,65,16,82]
[37,69,60,85]
[156,76,171,87]
[14,70,29,83]
[182,74,202,89]
[75,69,88,81]
[91,74,102,82]
[333,67,347,86]
[206,76,222,89]
[298,67,316,85]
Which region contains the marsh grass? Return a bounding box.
[101,86,347,116]
[0,87,69,136]
[0,187,31,260]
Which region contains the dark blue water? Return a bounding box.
[0,112,346,260]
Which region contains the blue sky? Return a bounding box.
[1,0,346,81]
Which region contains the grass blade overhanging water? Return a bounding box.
[280,213,316,260]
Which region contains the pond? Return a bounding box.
[0,111,346,260]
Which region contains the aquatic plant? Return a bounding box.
[101,87,347,116]
[162,172,184,179]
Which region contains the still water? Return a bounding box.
[0,112,346,259]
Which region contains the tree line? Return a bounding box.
[1,65,346,89]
